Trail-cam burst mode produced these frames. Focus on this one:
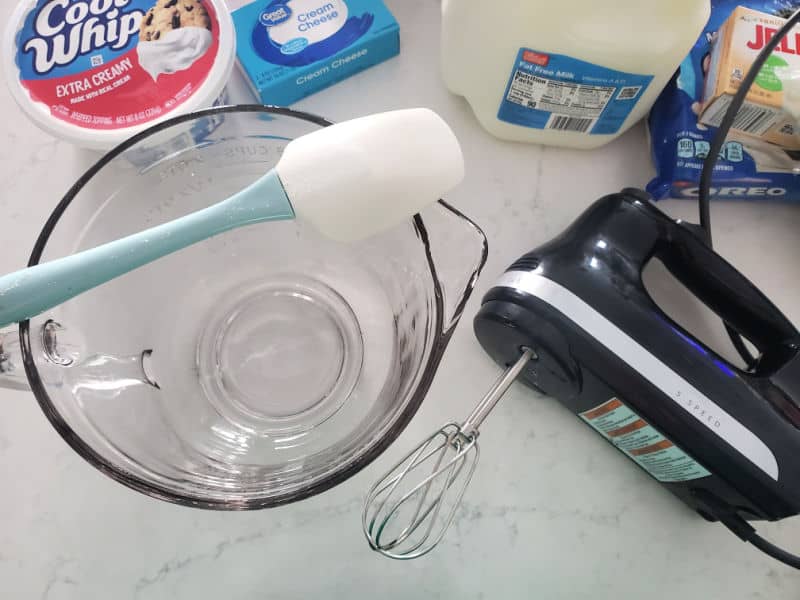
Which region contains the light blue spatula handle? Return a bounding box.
[0,170,294,329]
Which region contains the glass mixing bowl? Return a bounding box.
[0,106,487,509]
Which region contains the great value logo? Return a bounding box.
[21,0,145,75]
[259,3,292,27]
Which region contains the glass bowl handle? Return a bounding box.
[0,322,160,394]
[423,201,488,335]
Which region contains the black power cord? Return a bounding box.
[749,533,800,569]
[696,489,800,569]
[700,9,800,370]
[697,7,800,570]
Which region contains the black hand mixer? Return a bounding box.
[363,11,800,568]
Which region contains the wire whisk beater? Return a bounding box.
[363,349,534,559]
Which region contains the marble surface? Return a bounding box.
[2,1,800,598]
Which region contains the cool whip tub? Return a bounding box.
[4,0,235,150]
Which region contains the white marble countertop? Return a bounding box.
[2,1,799,598]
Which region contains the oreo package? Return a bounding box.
[647,0,800,202]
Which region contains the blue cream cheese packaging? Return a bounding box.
[231,0,400,105]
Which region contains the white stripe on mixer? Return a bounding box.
[495,270,780,481]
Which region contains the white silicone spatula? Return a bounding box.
[0,108,464,328]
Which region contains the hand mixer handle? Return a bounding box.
[635,196,799,371]
[532,190,799,371]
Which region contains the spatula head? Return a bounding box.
[275,108,464,242]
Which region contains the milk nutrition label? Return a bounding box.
[498,48,654,135]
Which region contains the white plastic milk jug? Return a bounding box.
[441,0,711,148]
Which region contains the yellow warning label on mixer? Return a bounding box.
[580,398,711,483]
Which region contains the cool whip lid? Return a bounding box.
[4,0,235,150]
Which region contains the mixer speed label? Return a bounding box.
[580,398,711,483]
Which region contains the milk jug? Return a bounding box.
[441,0,711,148]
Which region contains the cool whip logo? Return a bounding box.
[23,0,144,74]
[266,0,348,47]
